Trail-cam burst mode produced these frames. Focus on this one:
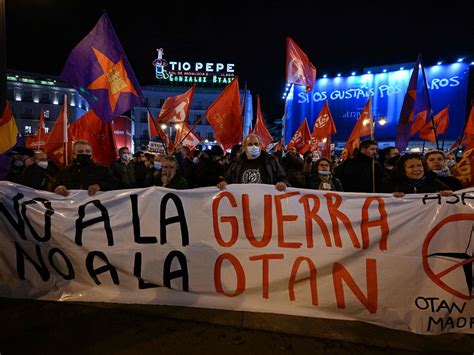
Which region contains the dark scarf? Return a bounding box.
[402,175,427,189]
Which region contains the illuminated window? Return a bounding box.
[25,126,32,134]
[44,127,49,133]
[44,110,50,119]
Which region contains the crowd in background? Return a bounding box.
[2,134,466,199]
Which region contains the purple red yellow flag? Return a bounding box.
[60,12,143,123]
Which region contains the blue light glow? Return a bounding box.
[337,73,341,77]
[383,69,387,73]
[457,58,464,62]
[351,72,356,76]
[323,74,327,78]
[437,61,442,65]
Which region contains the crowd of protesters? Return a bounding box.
[3,133,465,198]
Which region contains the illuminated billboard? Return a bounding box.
[152,48,235,85]
[285,63,470,142]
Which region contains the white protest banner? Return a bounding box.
[0,181,473,335]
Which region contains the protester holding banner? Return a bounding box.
[282,146,306,188]
[307,158,343,191]
[424,150,463,191]
[54,140,118,196]
[217,134,288,191]
[159,155,188,189]
[392,154,453,197]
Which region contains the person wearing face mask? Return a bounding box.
[307,158,343,191]
[111,146,137,189]
[6,147,35,181]
[424,150,463,191]
[6,147,48,190]
[54,140,118,196]
[217,134,288,191]
[144,154,163,187]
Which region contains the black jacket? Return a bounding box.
[335,153,384,193]
[224,151,289,186]
[392,174,450,194]
[307,174,343,191]
[54,162,118,191]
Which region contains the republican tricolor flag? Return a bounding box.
[0,102,19,154]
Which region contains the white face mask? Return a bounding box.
[37,161,48,169]
[247,145,261,159]
[121,153,130,161]
[446,159,456,168]
[318,170,331,176]
[154,161,162,170]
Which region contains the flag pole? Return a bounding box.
[145,105,168,155]
[37,111,42,152]
[370,97,375,193]
[419,54,440,150]
[63,95,68,166]
[282,84,292,146]
[422,140,426,154]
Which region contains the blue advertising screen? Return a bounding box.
[284,63,470,143]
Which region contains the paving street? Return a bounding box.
[1,298,472,354]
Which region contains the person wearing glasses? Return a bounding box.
[159,155,188,190]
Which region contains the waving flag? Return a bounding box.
[205,78,242,150]
[418,107,449,143]
[286,37,316,93]
[148,112,173,152]
[342,97,374,159]
[60,12,143,123]
[69,110,117,166]
[158,85,195,124]
[26,111,49,150]
[310,101,336,158]
[0,101,18,154]
[252,95,273,148]
[410,110,428,136]
[175,121,201,150]
[44,97,71,167]
[287,118,312,154]
[395,54,431,151]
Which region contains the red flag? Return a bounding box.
[287,118,312,154]
[342,97,374,159]
[418,107,449,143]
[310,101,336,158]
[410,110,427,136]
[205,78,242,150]
[461,105,474,150]
[44,100,71,167]
[175,121,201,150]
[452,147,474,188]
[252,95,273,148]
[26,111,49,150]
[69,110,117,166]
[148,112,173,152]
[286,37,317,93]
[158,85,195,124]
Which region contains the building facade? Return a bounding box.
[7,71,253,153]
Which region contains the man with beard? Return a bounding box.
[54,140,117,196]
[160,155,188,190]
[217,134,288,191]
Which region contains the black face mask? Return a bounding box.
[13,159,25,168]
[75,154,92,165]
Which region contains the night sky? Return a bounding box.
[5,0,474,123]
